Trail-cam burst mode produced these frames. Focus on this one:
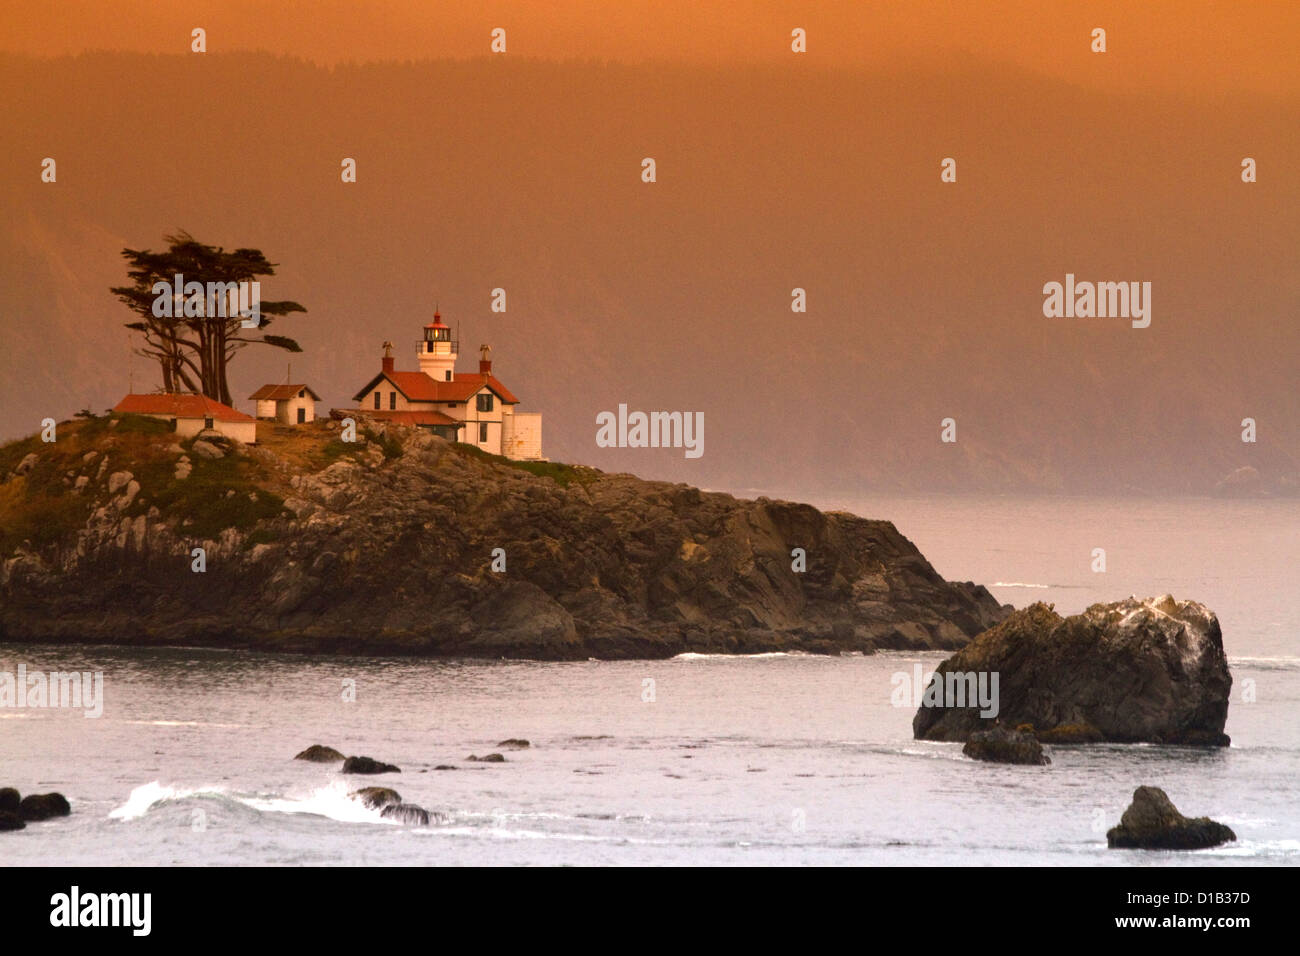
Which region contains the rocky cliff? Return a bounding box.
[0,415,1010,659]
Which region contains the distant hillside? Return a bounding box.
[1,51,1296,495]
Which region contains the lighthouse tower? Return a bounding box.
[417,309,458,382]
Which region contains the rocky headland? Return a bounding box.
[0,414,1010,659]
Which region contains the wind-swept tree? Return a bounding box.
[111,231,306,405]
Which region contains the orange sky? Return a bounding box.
[1,2,1295,493]
[2,0,1297,95]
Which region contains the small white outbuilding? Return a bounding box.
[248,384,320,425]
[112,393,258,444]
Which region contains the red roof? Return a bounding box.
[114,393,255,423]
[384,371,446,401]
[352,370,519,405]
[459,373,519,405]
[347,409,463,428]
[248,384,320,401]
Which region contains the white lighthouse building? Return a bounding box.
[347,309,544,461]
[418,312,458,382]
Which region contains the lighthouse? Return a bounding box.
[417,309,457,382]
[346,306,544,460]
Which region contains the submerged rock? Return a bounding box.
[0,787,19,813]
[961,727,1050,765]
[349,787,402,810]
[1107,786,1236,850]
[342,756,401,775]
[913,596,1231,745]
[467,753,506,763]
[294,744,345,762]
[18,792,71,821]
[381,803,433,825]
[497,738,531,749]
[0,811,25,832]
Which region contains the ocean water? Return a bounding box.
[1,496,1296,865]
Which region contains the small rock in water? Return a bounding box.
[962,727,1050,765]
[349,787,402,810]
[294,744,345,763]
[466,753,506,763]
[433,765,458,771]
[1107,786,1236,850]
[381,803,433,825]
[342,756,401,774]
[18,792,71,821]
[497,738,530,749]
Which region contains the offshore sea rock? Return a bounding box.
[342,756,401,775]
[18,792,72,821]
[381,803,433,825]
[1106,787,1236,850]
[914,597,1231,745]
[961,727,1050,765]
[350,787,402,809]
[294,744,345,762]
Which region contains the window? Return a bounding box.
[204,417,214,429]
[389,391,396,410]
[479,423,489,443]
[476,393,494,412]
[445,370,452,381]
[298,390,305,398]
[373,391,380,410]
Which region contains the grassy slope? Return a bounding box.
[0,414,596,555]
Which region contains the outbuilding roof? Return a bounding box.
[113,393,255,423]
[248,384,321,401]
